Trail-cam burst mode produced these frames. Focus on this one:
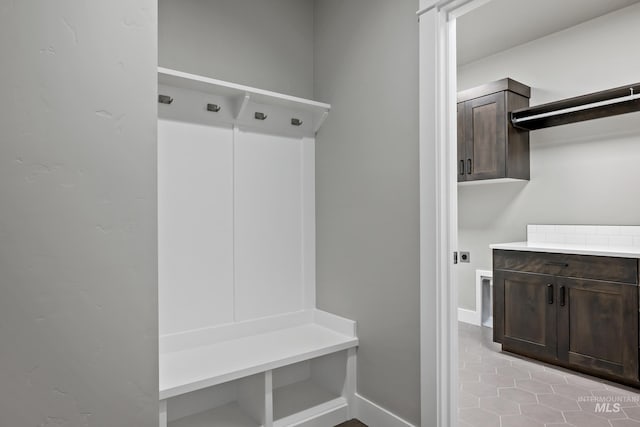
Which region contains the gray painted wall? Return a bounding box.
[159,0,315,99]
[457,3,640,311]
[314,1,421,424]
[0,2,158,426]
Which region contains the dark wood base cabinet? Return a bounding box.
[493,250,640,386]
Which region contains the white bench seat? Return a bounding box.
[159,310,358,401]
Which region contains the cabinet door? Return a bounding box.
[457,102,466,182]
[464,92,506,180]
[494,271,557,360]
[557,278,638,382]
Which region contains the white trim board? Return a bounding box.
[354,394,416,427]
[418,5,459,427]
[418,0,497,426]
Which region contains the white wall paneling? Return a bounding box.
[234,129,304,321]
[158,118,234,335]
[158,68,330,334]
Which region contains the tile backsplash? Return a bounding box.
[528,225,640,249]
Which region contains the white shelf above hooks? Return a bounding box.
[158,67,331,136]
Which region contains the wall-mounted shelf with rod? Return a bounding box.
[511,82,640,131]
[158,67,331,137]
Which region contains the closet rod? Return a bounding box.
[512,89,640,125]
[511,83,640,131]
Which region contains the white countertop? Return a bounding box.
[490,241,640,258]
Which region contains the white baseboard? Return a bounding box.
[458,308,481,326]
[354,393,416,427]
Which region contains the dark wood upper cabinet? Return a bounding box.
[457,78,530,183]
[494,249,640,386]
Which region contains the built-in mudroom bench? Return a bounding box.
[159,310,358,427]
[491,225,640,387]
[157,68,359,426]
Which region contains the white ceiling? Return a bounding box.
[457,0,640,66]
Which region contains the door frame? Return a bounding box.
[417,1,493,426]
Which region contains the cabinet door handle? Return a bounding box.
[467,158,473,174]
[559,286,566,307]
[547,284,553,304]
[459,160,465,175]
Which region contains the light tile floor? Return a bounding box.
[459,322,640,427]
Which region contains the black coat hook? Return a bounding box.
[158,94,173,105]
